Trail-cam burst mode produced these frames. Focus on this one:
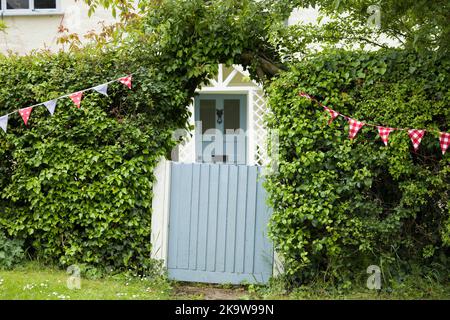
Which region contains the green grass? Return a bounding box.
[1,263,449,300]
[0,263,172,300]
[248,276,450,300]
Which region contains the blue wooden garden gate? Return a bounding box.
[167,162,273,284]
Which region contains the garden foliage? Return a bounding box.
[0,0,280,273]
[0,231,24,270]
[0,48,180,273]
[266,49,450,283]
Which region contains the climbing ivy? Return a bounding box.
[266,48,450,285]
[0,48,180,273]
[0,0,284,274]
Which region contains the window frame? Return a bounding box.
[0,0,61,16]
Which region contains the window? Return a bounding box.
[0,0,60,14]
[7,0,30,9]
[224,99,241,131]
[34,0,56,9]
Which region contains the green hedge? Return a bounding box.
[0,48,185,273]
[266,49,450,284]
[0,0,280,274]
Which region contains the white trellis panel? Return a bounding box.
[251,89,270,166]
[177,64,270,166]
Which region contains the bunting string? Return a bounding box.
[299,92,449,154]
[0,75,132,133]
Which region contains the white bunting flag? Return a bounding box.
[93,83,108,96]
[44,99,57,115]
[0,115,8,133]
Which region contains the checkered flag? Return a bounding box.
[348,118,365,140]
[439,132,450,155]
[299,92,312,99]
[408,129,425,151]
[324,106,339,125]
[377,126,394,146]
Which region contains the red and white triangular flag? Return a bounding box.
[377,127,394,146]
[408,129,425,151]
[0,115,8,133]
[19,107,33,126]
[348,118,365,140]
[439,132,450,155]
[70,91,83,108]
[119,75,132,89]
[299,92,312,99]
[324,106,339,125]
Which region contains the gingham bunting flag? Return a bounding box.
[93,83,108,96]
[119,75,132,89]
[408,129,426,151]
[69,91,83,108]
[299,92,312,99]
[44,99,57,115]
[324,106,339,124]
[19,107,33,126]
[348,118,365,140]
[439,132,450,155]
[0,115,8,133]
[377,126,394,146]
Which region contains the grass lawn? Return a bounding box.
[0,263,172,300]
[1,263,449,300]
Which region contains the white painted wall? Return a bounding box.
[0,0,117,54]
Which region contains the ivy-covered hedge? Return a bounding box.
[266,49,450,284]
[0,48,184,273]
[0,0,281,274]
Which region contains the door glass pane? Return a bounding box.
[34,0,57,9]
[7,0,29,9]
[224,99,241,131]
[199,99,216,134]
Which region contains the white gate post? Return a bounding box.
[151,158,171,267]
[248,89,256,165]
[273,251,285,277]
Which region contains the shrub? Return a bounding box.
[0,47,179,273]
[0,231,25,270]
[0,0,282,274]
[266,49,450,284]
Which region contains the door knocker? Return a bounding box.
[216,109,224,124]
